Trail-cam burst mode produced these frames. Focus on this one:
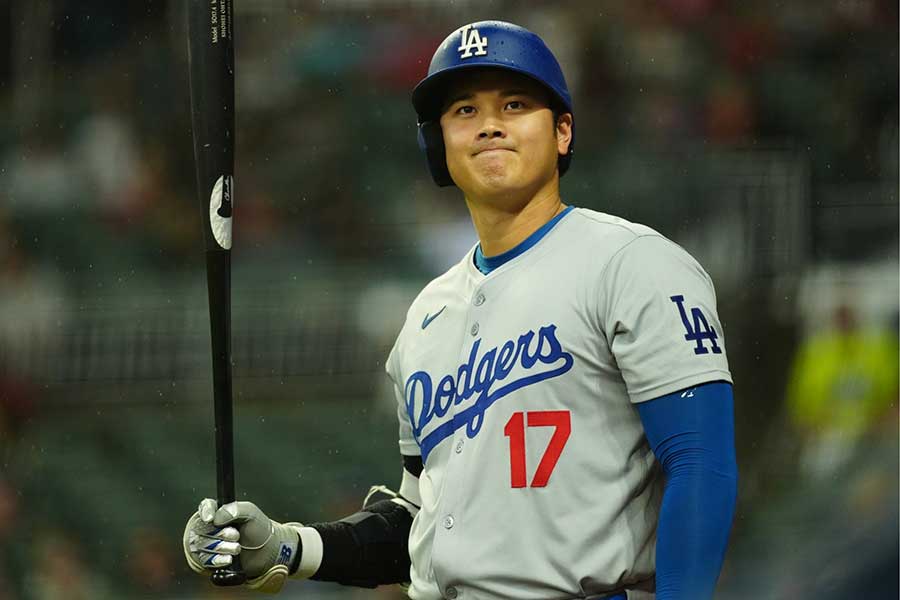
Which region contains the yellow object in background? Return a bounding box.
[786,305,899,477]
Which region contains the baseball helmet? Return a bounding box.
[412,21,574,187]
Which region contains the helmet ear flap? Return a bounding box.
[418,121,455,187]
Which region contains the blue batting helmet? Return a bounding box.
[412,21,575,187]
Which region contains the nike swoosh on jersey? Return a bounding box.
[421,306,447,330]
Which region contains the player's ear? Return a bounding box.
[555,113,573,156]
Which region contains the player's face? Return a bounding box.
[439,70,572,202]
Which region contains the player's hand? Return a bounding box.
[183,498,301,593]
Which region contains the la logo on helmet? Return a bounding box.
[457,24,488,59]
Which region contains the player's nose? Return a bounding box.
[477,122,505,139]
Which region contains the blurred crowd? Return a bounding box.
[0,1,897,598]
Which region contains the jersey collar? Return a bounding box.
[474,205,575,275]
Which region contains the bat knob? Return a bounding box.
[211,560,247,586]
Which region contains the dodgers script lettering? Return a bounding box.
[405,324,574,461]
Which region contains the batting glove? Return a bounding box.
[183,498,302,593]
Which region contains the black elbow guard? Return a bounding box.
[308,498,414,588]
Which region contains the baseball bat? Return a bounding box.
[187,0,245,586]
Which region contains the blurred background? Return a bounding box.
[0,1,897,599]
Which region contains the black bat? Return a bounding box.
[187,0,245,586]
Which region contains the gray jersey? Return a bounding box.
[385,208,732,600]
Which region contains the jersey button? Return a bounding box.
[445,586,458,599]
[474,293,485,306]
[443,515,454,529]
[455,439,464,453]
[470,322,479,336]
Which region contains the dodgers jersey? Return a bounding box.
[385,207,732,600]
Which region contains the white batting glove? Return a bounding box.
[183,498,302,593]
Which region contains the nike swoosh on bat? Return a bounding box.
[421,306,447,330]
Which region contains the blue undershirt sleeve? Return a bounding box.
[636,381,738,600]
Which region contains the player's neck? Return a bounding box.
[465,180,565,258]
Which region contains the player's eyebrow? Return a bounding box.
[444,92,474,109]
[443,88,534,111]
[499,89,530,97]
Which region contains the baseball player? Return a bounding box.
[183,21,738,600]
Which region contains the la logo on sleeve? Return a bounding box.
[670,295,722,355]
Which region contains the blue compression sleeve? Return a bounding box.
[636,381,738,600]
